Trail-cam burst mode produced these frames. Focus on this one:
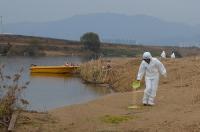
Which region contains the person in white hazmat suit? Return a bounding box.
[171,52,176,59]
[161,51,166,59]
[137,52,167,106]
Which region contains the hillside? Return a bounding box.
[0,34,200,57]
[4,13,200,45]
[0,34,82,56]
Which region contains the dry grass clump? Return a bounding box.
[80,58,141,92]
[0,64,29,129]
[80,59,110,84]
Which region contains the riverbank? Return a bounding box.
[1,34,200,57]
[10,56,200,132]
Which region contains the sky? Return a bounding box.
[0,0,200,25]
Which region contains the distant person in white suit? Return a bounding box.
[171,52,176,59]
[161,51,166,59]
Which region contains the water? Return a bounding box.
[0,56,110,111]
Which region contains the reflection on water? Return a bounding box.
[0,56,110,111]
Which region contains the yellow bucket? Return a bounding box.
[132,81,141,90]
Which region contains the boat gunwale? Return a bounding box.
[30,65,80,69]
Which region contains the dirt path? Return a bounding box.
[15,57,200,132]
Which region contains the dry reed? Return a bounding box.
[80,58,141,92]
[0,64,29,129]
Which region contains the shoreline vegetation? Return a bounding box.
[0,66,29,131]
[80,58,142,92]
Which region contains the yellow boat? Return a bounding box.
[30,65,80,74]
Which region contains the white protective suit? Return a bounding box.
[171,53,175,59]
[161,51,166,58]
[137,52,167,105]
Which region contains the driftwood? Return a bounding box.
[8,111,19,132]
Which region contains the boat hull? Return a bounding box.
[30,65,80,74]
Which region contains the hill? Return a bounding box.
[4,13,200,45]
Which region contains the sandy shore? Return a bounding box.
[14,57,200,132]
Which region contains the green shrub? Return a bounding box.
[80,32,101,53]
[101,115,133,124]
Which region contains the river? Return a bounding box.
[0,56,110,111]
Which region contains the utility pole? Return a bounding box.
[0,16,3,34]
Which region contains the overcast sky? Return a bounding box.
[0,0,199,25]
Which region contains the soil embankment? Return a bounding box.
[1,34,200,57]
[12,56,200,132]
